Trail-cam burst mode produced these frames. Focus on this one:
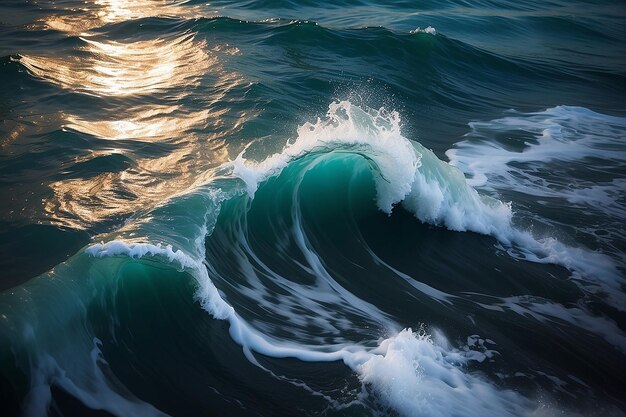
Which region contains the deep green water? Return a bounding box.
[0,1,625,416]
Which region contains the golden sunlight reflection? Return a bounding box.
[44,144,232,230]
[43,73,248,228]
[45,102,246,229]
[38,0,211,34]
[64,106,213,141]
[30,0,251,229]
[95,0,206,24]
[21,34,214,96]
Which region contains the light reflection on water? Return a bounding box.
[38,0,211,34]
[64,106,212,141]
[44,144,232,229]
[21,34,215,96]
[19,1,249,229]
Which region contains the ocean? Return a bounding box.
[0,1,625,416]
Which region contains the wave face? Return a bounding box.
[1,1,626,416]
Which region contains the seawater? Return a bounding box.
[0,1,625,416]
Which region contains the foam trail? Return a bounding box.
[447,105,626,309]
[446,106,626,192]
[23,341,168,417]
[485,295,626,354]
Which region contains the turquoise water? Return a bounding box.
[1,1,625,416]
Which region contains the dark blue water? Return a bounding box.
[1,1,625,416]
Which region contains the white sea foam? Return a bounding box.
[410,26,436,35]
[86,241,196,268]
[358,329,526,417]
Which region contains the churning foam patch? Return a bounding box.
[446,105,626,201]
[358,328,528,417]
[446,105,626,309]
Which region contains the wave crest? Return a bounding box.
[231,100,513,235]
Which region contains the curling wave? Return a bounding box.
[3,101,621,417]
